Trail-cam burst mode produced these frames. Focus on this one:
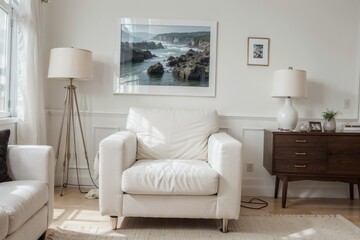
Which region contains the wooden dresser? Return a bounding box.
[263,129,360,208]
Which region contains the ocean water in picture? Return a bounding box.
[119,24,211,87]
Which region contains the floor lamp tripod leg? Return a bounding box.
[61,85,73,196]
[59,87,70,196]
[56,88,70,160]
[57,89,69,196]
[73,86,90,192]
[59,151,67,197]
[70,85,83,193]
[73,88,97,189]
[73,87,89,162]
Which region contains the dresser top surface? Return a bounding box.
[265,129,360,136]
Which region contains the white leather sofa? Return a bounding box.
[0,145,54,240]
[99,107,242,232]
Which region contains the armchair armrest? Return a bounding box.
[99,131,137,216]
[7,145,54,183]
[208,132,242,219]
[7,145,55,224]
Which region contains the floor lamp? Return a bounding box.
[48,47,94,196]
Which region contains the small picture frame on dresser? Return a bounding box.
[309,121,322,132]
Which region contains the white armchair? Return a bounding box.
[0,145,54,240]
[99,107,242,232]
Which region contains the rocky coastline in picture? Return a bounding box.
[152,32,210,81]
[152,31,210,50]
[132,41,164,50]
[146,47,209,80]
[120,41,164,63]
[166,49,209,81]
[120,31,211,84]
[147,62,164,75]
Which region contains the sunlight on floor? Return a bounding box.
[285,228,316,239]
[51,208,129,237]
[53,208,65,220]
[53,208,108,222]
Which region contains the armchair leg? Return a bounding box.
[110,216,118,230]
[221,218,229,233]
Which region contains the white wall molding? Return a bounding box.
[47,110,356,198]
[46,109,128,118]
[46,109,359,123]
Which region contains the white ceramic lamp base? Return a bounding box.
[276,97,298,131]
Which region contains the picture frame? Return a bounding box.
[247,37,270,66]
[114,18,217,97]
[309,121,322,132]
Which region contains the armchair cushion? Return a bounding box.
[122,159,218,195]
[0,208,8,240]
[0,180,48,234]
[126,107,219,160]
[0,129,11,182]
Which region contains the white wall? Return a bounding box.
[43,0,360,198]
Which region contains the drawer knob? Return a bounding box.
[295,152,306,156]
[296,140,307,143]
[295,164,307,168]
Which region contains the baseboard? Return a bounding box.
[242,181,359,199]
[55,175,359,200]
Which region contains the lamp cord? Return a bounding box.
[241,198,268,210]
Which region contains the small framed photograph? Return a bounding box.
[309,121,322,132]
[247,37,270,66]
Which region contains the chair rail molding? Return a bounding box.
[46,109,358,198]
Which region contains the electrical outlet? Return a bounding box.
[246,163,253,172]
[344,98,350,109]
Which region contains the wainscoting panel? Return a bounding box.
[241,128,275,197]
[46,110,358,199]
[93,125,120,156]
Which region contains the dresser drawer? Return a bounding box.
[274,160,326,173]
[274,147,327,160]
[274,135,327,148]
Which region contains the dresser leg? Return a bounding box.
[275,176,280,198]
[349,183,354,200]
[282,176,288,208]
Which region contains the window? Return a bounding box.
[0,0,17,117]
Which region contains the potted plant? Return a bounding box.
[321,108,341,132]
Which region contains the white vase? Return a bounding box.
[276,98,298,130]
[323,118,336,132]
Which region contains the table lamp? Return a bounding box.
[48,47,95,196]
[272,67,307,131]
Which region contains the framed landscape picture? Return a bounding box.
[114,18,217,97]
[247,37,270,66]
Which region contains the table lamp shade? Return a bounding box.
[272,69,307,98]
[48,48,93,80]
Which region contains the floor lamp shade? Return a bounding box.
[272,68,307,130]
[48,48,93,80]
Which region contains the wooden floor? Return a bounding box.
[51,187,360,229]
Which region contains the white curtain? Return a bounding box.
[16,0,46,144]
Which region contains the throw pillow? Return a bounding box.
[0,129,11,182]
